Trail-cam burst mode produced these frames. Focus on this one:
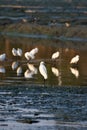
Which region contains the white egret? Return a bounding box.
[70,55,79,64]
[27,63,38,74]
[12,48,18,56]
[28,52,35,59]
[12,61,19,70]
[0,66,6,73]
[29,47,38,55]
[39,61,48,80]
[70,67,79,78]
[52,51,59,59]
[24,69,34,78]
[12,48,22,57]
[24,52,30,60]
[25,47,38,60]
[17,66,22,76]
[17,48,23,57]
[51,67,59,77]
[24,52,35,60]
[0,53,6,61]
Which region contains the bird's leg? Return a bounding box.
[44,79,46,86]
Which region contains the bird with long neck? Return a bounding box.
[25,47,38,60]
[39,61,48,85]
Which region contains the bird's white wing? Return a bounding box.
[25,52,30,60]
[0,54,6,61]
[39,64,47,79]
[17,48,22,56]
[70,57,76,64]
[52,51,59,59]
[12,48,17,56]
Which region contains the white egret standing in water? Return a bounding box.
[17,48,23,57]
[52,51,59,59]
[29,47,38,56]
[0,53,6,61]
[25,47,38,60]
[39,61,48,81]
[24,52,35,60]
[70,55,79,64]
[24,52,30,60]
[12,48,18,56]
[12,48,22,57]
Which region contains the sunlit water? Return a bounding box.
[0,0,87,129]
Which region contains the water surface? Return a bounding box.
[0,35,87,129]
[0,0,87,129]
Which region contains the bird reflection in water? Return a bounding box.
[27,63,38,74]
[51,67,62,86]
[17,66,22,76]
[12,61,19,70]
[51,67,59,77]
[24,69,34,79]
[70,67,79,78]
[0,66,6,73]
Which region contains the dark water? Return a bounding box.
[0,0,87,26]
[0,85,87,130]
[0,0,87,129]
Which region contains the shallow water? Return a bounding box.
[0,36,87,129]
[0,0,87,129]
[0,35,87,86]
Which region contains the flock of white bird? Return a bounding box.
[0,47,80,80]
